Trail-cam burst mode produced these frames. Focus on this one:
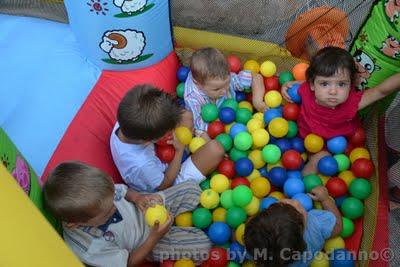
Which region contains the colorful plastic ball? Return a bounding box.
[290,137,305,153]
[304,134,324,153]
[160,260,175,267]
[258,167,268,177]
[349,127,366,147]
[292,193,313,211]
[229,123,248,138]
[264,76,280,91]
[175,212,192,227]
[177,66,190,82]
[330,248,355,267]
[236,91,246,102]
[235,158,254,177]
[200,189,220,209]
[246,169,261,182]
[269,191,285,200]
[334,154,350,172]
[260,196,278,210]
[303,174,323,192]
[205,247,229,267]
[230,148,249,162]
[227,262,241,267]
[175,126,193,145]
[260,60,277,77]
[324,236,346,254]
[227,55,241,73]
[174,259,195,267]
[284,178,305,197]
[247,118,263,133]
[230,241,246,264]
[349,178,372,200]
[176,82,185,98]
[208,121,225,139]
[242,261,257,267]
[326,177,348,198]
[217,159,236,179]
[272,137,292,154]
[219,107,236,124]
[201,103,218,122]
[292,63,309,81]
[145,204,168,226]
[340,217,355,238]
[351,158,374,179]
[156,145,175,163]
[250,177,271,198]
[264,90,282,108]
[177,97,185,108]
[279,71,295,85]
[282,149,303,170]
[268,117,289,138]
[349,147,370,163]
[252,128,270,148]
[221,98,239,111]
[200,178,211,191]
[286,121,298,138]
[262,144,282,164]
[239,101,254,112]
[231,177,250,189]
[244,196,260,216]
[327,136,347,154]
[287,83,301,103]
[335,195,348,207]
[283,103,300,121]
[243,60,260,74]
[340,197,364,219]
[226,206,247,228]
[189,137,206,153]
[338,170,355,187]
[248,150,266,169]
[232,185,253,207]
[310,251,329,267]
[235,109,252,125]
[235,223,246,245]
[268,167,288,187]
[220,190,235,209]
[208,222,231,244]
[234,132,253,151]
[210,174,230,193]
[263,108,282,124]
[212,207,227,223]
[192,208,212,229]
[318,156,339,176]
[287,170,302,180]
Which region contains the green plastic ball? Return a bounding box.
[279,71,294,85]
[200,178,211,191]
[341,197,364,219]
[234,132,253,151]
[261,144,281,164]
[192,208,212,229]
[201,103,218,122]
[303,174,323,192]
[349,178,372,200]
[229,148,249,162]
[286,120,298,138]
[334,154,351,172]
[340,217,355,238]
[232,185,253,207]
[215,133,233,152]
[236,108,252,124]
[221,98,239,111]
[220,190,235,209]
[226,206,247,228]
[176,82,185,98]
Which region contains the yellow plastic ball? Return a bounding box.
[243,60,260,74]
[319,175,329,185]
[244,196,260,216]
[235,223,246,245]
[304,133,324,153]
[349,147,371,163]
[212,207,227,222]
[248,150,266,169]
[242,261,257,267]
[310,251,329,267]
[324,236,345,254]
[266,161,283,171]
[174,259,195,267]
[189,137,206,153]
[301,153,308,162]
[268,117,289,138]
[269,191,285,200]
[239,101,254,113]
[264,90,282,108]
[210,174,230,193]
[145,204,168,226]
[252,112,264,123]
[338,170,356,187]
[246,169,261,182]
[200,189,219,209]
[175,212,192,227]
[247,118,264,133]
[175,126,193,145]
[250,177,271,198]
[225,122,235,134]
[260,60,277,77]
[252,128,270,148]
[314,201,322,210]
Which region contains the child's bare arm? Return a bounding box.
[358,73,400,110]
[125,189,163,212]
[251,73,267,112]
[309,186,343,237]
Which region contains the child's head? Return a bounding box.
[244,200,307,266]
[43,161,116,227]
[306,46,358,108]
[117,84,183,142]
[190,47,230,100]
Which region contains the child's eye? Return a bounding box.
[320,82,329,87]
[338,82,347,87]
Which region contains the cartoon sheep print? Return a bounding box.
[113,0,147,15]
[100,29,146,63]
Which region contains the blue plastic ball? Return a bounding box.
[284,178,305,197]
[236,91,246,102]
[330,248,355,267]
[292,193,313,211]
[258,167,268,177]
[177,98,185,108]
[268,167,288,187]
[318,155,339,176]
[235,158,254,177]
[327,136,348,155]
[181,149,189,163]
[335,195,348,208]
[229,241,246,264]
[287,83,301,104]
[263,108,282,124]
[290,137,305,153]
[229,123,248,139]
[208,222,231,244]
[287,170,303,180]
[260,197,278,210]
[274,138,292,153]
[219,107,236,124]
[177,66,190,82]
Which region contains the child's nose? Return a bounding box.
[328,87,337,94]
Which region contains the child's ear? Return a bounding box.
[65,222,82,229]
[310,82,315,91]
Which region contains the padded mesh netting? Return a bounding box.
[385,93,400,188]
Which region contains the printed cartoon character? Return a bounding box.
[381,35,400,58]
[113,0,147,15]
[353,49,381,90]
[11,155,31,195]
[385,0,400,22]
[100,29,146,63]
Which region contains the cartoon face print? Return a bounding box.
[11,155,31,195]
[384,0,400,22]
[103,231,115,242]
[353,49,381,90]
[381,35,400,58]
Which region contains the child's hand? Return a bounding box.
[281,81,300,103]
[135,194,164,213]
[179,110,194,131]
[253,100,268,113]
[308,186,330,202]
[149,213,173,240]
[168,132,185,152]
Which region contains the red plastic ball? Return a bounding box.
[281,149,303,170]
[351,158,374,179]
[206,247,228,267]
[208,121,225,139]
[217,159,236,179]
[326,177,348,197]
[227,55,241,73]
[231,177,250,188]
[160,260,174,267]
[155,145,175,163]
[246,93,253,103]
[349,127,366,147]
[156,132,173,146]
[264,76,280,92]
[344,143,354,156]
[283,103,300,121]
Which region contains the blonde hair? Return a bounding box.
[190,47,230,84]
[43,161,115,223]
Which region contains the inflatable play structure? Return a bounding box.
[0,0,399,266]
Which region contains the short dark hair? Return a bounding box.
[306,46,357,84]
[244,203,306,267]
[190,47,230,84]
[117,84,183,141]
[43,161,115,223]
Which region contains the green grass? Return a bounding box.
[114,3,155,18]
[102,53,153,64]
